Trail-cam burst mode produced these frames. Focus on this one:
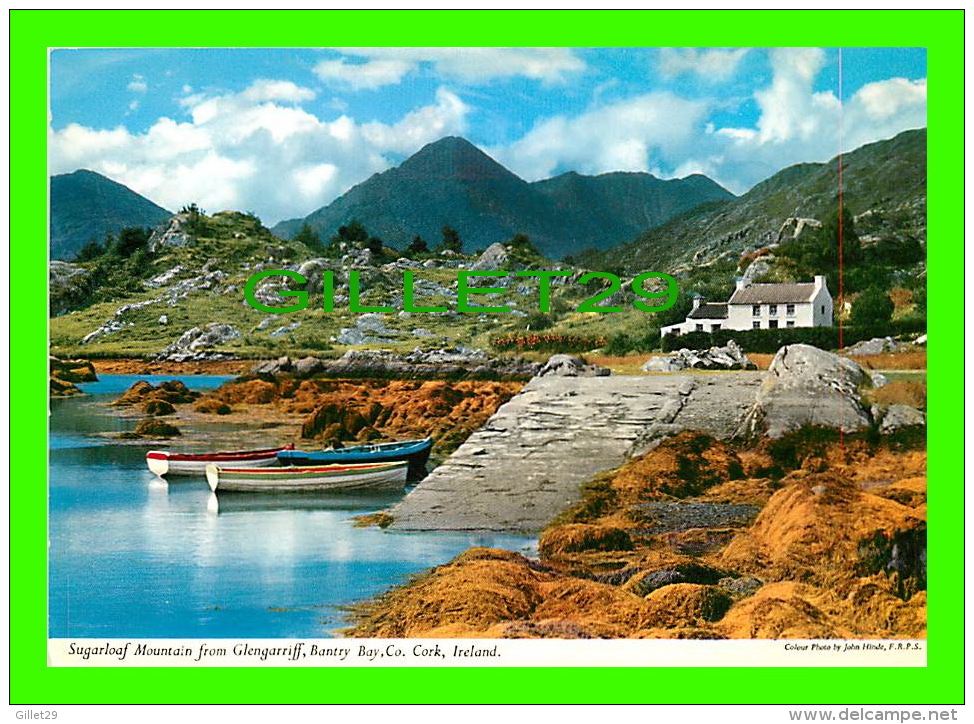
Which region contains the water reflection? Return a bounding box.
[49,374,536,638]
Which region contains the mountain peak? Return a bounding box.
[50,168,172,260]
[400,136,519,182]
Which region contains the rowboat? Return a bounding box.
[206,460,409,493]
[146,444,294,477]
[277,437,432,479]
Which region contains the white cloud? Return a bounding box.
[325,47,585,86]
[127,100,139,112]
[488,48,925,197]
[241,79,316,103]
[313,58,413,90]
[49,79,470,224]
[710,48,927,191]
[491,92,710,181]
[659,47,750,82]
[126,74,147,93]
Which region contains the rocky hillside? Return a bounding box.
[272,136,733,259]
[50,169,172,260]
[49,209,626,360]
[580,128,926,276]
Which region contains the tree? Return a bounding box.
[406,235,428,256]
[326,219,370,257]
[74,239,104,263]
[335,220,369,244]
[115,226,152,258]
[508,233,538,254]
[814,209,862,268]
[366,236,384,255]
[440,224,462,254]
[294,223,322,250]
[179,202,208,236]
[850,287,894,328]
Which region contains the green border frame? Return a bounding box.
[11,10,964,705]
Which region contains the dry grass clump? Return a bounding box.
[345,548,551,638]
[531,578,654,635]
[874,477,926,508]
[866,381,927,410]
[717,579,926,639]
[610,432,745,503]
[538,524,633,559]
[642,583,733,626]
[848,350,926,370]
[719,472,925,592]
[718,582,852,639]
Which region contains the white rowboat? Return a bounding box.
[205,460,408,493]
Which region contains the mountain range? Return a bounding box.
[50,169,172,260]
[579,128,927,274]
[270,136,734,258]
[50,129,924,272]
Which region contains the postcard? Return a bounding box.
[11,8,964,709]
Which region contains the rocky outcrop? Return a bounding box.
[207,377,521,452]
[336,313,402,345]
[537,354,610,377]
[470,243,514,272]
[844,336,909,355]
[51,377,83,397]
[148,214,192,251]
[143,399,176,416]
[877,404,926,434]
[110,379,199,407]
[50,261,90,315]
[156,323,241,361]
[776,217,822,243]
[50,356,97,383]
[133,417,181,438]
[250,348,540,381]
[643,341,756,372]
[50,355,97,397]
[737,344,872,438]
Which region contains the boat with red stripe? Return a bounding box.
[146,444,294,477]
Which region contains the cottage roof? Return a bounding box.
[728,283,817,304]
[688,302,728,320]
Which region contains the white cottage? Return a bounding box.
[661,276,832,337]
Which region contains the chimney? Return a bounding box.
[692,298,702,311]
[736,278,748,291]
[814,275,827,290]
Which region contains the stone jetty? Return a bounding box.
[388,372,763,532]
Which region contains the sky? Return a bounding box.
[49,47,927,227]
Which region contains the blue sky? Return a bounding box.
[49,47,926,225]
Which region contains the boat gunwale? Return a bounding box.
[147,444,294,462]
[210,460,408,476]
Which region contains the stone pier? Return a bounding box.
[388,372,763,532]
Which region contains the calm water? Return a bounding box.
[49,374,535,638]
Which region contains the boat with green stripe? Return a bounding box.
[205,459,408,493]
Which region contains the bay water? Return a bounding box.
[49,374,535,638]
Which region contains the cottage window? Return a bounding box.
[821,305,825,314]
[752,321,760,329]
[752,304,760,316]
[695,324,704,332]
[786,321,795,328]
[769,320,778,329]
[769,304,778,315]
[712,324,721,331]
[786,304,795,316]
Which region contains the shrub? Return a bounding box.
[661,320,925,354]
[490,332,607,353]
